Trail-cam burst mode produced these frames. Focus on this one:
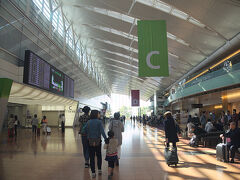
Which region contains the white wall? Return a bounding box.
[42,111,63,127]
[0,58,23,83]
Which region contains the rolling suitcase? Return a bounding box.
[164,147,179,166]
[216,138,228,162]
[46,127,51,135]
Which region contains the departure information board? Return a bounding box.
[64,75,74,98]
[23,50,74,98]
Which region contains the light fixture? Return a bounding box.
[222,92,240,100]
[214,105,223,109]
[185,49,240,85]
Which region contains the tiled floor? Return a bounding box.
[0,121,240,180]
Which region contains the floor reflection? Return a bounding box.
[0,121,239,180]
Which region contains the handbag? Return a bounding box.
[89,138,101,147]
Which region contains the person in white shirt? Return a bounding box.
[187,121,194,136]
[205,119,214,133]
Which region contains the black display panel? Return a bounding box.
[64,75,74,98]
[23,50,50,90]
[23,50,74,98]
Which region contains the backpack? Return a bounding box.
[80,122,88,135]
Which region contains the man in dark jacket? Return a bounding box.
[164,111,179,149]
[220,121,240,163]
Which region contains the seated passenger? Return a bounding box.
[213,120,224,131]
[192,114,201,127]
[189,125,206,147]
[220,121,240,163]
[187,120,194,136]
[205,119,214,133]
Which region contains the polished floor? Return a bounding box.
[0,121,240,180]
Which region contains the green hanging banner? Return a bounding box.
[137,20,169,77]
[0,78,13,98]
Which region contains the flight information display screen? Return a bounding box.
[64,75,74,98]
[50,68,64,96]
[23,50,74,98]
[24,50,50,90]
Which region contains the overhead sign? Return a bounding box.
[131,90,140,107]
[137,20,169,77]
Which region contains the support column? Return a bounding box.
[0,78,13,133]
[65,102,78,127]
[222,91,228,112]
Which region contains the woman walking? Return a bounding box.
[79,106,91,168]
[164,111,179,149]
[86,110,107,178]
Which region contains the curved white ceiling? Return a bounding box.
[60,0,240,100]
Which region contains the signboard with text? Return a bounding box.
[131,90,140,107]
[137,20,169,77]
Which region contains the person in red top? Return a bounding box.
[41,116,48,134]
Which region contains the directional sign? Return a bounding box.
[131,90,140,107]
[138,20,169,77]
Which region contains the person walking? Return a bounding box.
[8,114,15,138]
[104,130,118,180]
[32,114,38,136]
[86,110,107,178]
[205,119,214,133]
[109,112,124,166]
[41,116,48,134]
[220,111,228,130]
[14,115,18,136]
[200,111,207,129]
[79,106,91,168]
[232,109,239,128]
[164,111,179,149]
[61,114,65,133]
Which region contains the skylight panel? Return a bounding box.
[33,0,42,10]
[167,32,176,40]
[42,0,50,20]
[153,0,172,13]
[171,8,189,20]
[103,57,138,68]
[176,39,189,46]
[99,48,138,62]
[188,17,206,28]
[93,7,108,15]
[121,14,135,24]
[136,0,207,29]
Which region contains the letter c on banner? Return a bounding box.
[146,51,160,69]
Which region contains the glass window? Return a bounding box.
[83,52,87,70]
[76,43,82,60]
[33,0,43,10]
[33,0,50,20]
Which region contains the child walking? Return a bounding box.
[104,130,118,180]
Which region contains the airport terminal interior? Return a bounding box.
[0,0,240,180]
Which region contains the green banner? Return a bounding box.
[138,20,169,77]
[0,78,13,98]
